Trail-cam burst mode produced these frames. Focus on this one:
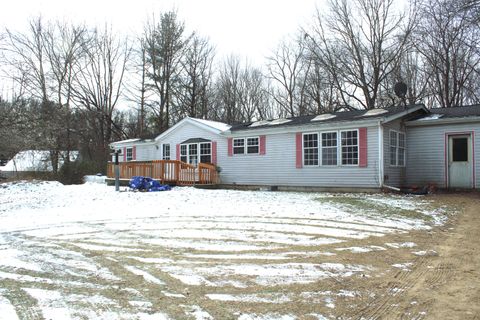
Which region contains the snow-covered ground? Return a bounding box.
[0,180,448,319]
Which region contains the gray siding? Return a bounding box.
[406,123,480,188]
[220,126,380,188]
[383,119,407,187]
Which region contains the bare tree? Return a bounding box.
[307,0,413,109]
[412,0,480,108]
[176,33,215,119]
[267,38,309,117]
[71,27,131,163]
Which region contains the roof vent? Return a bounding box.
[268,118,291,125]
[363,108,388,116]
[311,114,336,121]
[249,120,271,127]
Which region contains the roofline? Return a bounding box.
[406,116,480,127]
[110,139,155,147]
[228,105,427,135]
[154,117,225,142]
[224,118,381,136]
[380,104,428,123]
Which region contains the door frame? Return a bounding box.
[444,131,476,189]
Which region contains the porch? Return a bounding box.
[106,160,219,185]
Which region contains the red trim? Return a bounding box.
[359,127,367,167]
[132,146,136,160]
[259,135,266,155]
[227,138,233,156]
[444,131,476,189]
[295,132,303,168]
[176,144,180,161]
[212,141,217,164]
[123,147,126,162]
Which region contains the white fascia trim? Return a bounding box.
[406,116,480,127]
[381,105,428,124]
[223,119,379,137]
[378,122,384,188]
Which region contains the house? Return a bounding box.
[109,104,480,190]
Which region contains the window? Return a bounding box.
[180,145,187,163]
[398,132,406,166]
[200,142,212,163]
[188,144,198,165]
[126,147,133,161]
[303,133,319,166]
[162,144,170,160]
[321,132,337,165]
[247,137,259,154]
[390,130,406,167]
[233,138,245,154]
[341,130,358,165]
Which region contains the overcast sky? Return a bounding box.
[1,0,325,64]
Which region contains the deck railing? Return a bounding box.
[106,160,218,185]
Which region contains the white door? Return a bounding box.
[448,135,473,188]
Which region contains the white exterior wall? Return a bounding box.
[406,122,480,188]
[219,125,380,188]
[157,121,227,161]
[383,119,407,187]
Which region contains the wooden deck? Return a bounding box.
[106,160,218,185]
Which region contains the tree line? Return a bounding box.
[0,0,478,179]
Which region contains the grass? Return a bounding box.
[316,195,436,222]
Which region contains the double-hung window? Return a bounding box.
[188,144,198,165]
[180,145,188,163]
[233,138,245,154]
[200,142,212,163]
[390,130,406,166]
[162,144,170,160]
[303,133,319,166]
[321,132,337,165]
[126,147,133,161]
[246,137,259,154]
[341,130,358,165]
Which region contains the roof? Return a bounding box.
[229,105,426,132]
[192,118,231,132]
[408,105,480,126]
[0,150,79,172]
[428,105,480,118]
[180,138,211,144]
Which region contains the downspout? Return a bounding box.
[378,120,384,189]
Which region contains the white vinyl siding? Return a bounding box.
[221,126,379,188]
[406,122,480,188]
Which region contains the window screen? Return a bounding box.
[452,138,468,162]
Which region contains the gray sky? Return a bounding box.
[1,0,324,64]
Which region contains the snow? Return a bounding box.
[0,180,448,318]
[0,150,78,172]
[0,289,18,320]
[192,117,231,132]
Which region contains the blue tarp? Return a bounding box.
[128,176,171,192]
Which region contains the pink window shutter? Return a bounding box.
[212,141,217,164]
[227,138,233,156]
[295,133,303,168]
[132,146,136,160]
[359,127,368,167]
[176,144,180,161]
[259,135,266,155]
[123,147,126,162]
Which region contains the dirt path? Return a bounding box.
[405,194,480,319]
[348,193,480,320]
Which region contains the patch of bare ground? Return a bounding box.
[337,193,480,320]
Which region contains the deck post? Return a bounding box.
[114,150,120,192]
